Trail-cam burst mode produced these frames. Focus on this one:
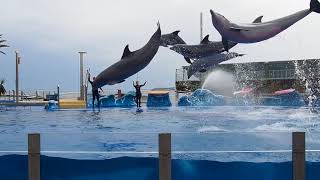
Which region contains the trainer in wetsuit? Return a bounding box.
[133,81,146,108]
[88,73,103,110]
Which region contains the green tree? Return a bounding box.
[0,34,9,54]
[0,79,6,96]
[0,35,9,96]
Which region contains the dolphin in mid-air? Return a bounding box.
[169,16,263,64]
[187,52,244,78]
[160,30,186,47]
[170,35,238,63]
[160,30,193,64]
[93,25,161,88]
[210,0,320,51]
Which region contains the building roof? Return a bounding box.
[221,56,320,65]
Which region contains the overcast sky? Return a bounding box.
[0,0,319,92]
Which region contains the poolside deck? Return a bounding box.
[0,101,48,106]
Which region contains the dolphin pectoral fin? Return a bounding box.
[184,57,192,64]
[172,30,180,35]
[117,80,125,84]
[253,16,263,23]
[230,27,249,31]
[222,37,230,52]
[121,45,132,59]
[200,35,210,44]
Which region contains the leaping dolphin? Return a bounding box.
[210,0,320,51]
[169,15,263,64]
[170,35,238,63]
[187,52,244,78]
[160,30,186,47]
[160,30,193,63]
[93,25,161,88]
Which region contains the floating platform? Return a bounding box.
[59,99,86,109]
[147,90,172,107]
[148,90,170,95]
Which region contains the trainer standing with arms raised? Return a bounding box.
[133,81,147,108]
[88,72,103,110]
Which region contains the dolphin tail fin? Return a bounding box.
[187,69,193,79]
[310,0,320,13]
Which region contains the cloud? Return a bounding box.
[0,0,319,91]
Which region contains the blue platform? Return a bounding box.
[260,91,305,107]
[147,91,172,107]
[178,89,225,106]
[88,92,136,108]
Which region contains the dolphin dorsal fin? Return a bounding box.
[253,16,263,23]
[172,30,180,36]
[121,45,132,59]
[201,35,210,44]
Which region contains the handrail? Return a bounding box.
[1,150,320,154]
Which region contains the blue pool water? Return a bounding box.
[1,106,320,179]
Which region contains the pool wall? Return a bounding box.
[1,155,320,180]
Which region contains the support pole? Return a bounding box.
[200,12,203,41]
[57,85,60,106]
[159,133,171,180]
[28,133,40,180]
[292,132,305,180]
[12,90,15,101]
[79,52,86,100]
[15,51,19,103]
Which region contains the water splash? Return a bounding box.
[201,70,236,97]
[294,60,320,107]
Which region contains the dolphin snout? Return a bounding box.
[210,10,215,16]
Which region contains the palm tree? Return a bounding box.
[0,34,9,54]
[0,79,6,96]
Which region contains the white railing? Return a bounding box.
[236,69,296,80]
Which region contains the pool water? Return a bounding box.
[1,106,320,179]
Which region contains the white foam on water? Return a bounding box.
[197,126,227,133]
[253,122,300,132]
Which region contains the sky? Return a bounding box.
[0,0,319,92]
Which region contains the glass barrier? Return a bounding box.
[40,133,158,159]
[306,151,320,180]
[0,132,319,179]
[39,152,158,180]
[172,152,292,180]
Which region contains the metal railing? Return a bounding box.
[236,69,296,81]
